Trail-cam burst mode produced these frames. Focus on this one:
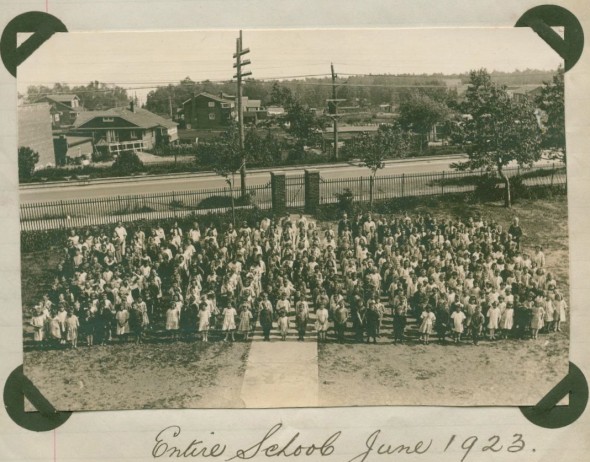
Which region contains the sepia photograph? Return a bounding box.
[18,28,569,410]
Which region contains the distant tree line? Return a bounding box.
[143,69,557,117]
[24,81,129,110]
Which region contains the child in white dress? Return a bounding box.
[222,305,237,342]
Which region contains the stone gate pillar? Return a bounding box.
[271,171,286,216]
[304,169,320,215]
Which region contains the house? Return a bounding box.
[507,85,543,103]
[35,94,85,129]
[267,106,285,117]
[378,103,394,113]
[322,124,380,150]
[323,124,380,138]
[72,102,179,156]
[443,79,469,99]
[181,92,270,128]
[243,97,262,112]
[182,92,236,129]
[18,103,56,168]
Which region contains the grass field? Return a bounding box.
[22,195,570,410]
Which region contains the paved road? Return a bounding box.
[20,154,561,204]
[19,155,467,203]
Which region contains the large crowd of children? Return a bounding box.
[27,212,567,348]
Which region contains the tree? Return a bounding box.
[195,124,243,225]
[244,128,282,167]
[536,66,565,162]
[398,92,452,152]
[18,146,39,182]
[26,81,129,110]
[269,83,323,147]
[269,82,294,107]
[74,81,129,110]
[453,69,542,207]
[345,124,412,210]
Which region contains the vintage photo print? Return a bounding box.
[18,28,568,410]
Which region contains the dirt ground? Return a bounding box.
[318,195,570,407]
[318,333,568,406]
[21,195,570,410]
[24,341,250,411]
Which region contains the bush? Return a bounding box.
[150,143,196,157]
[169,199,185,209]
[92,150,114,163]
[111,150,144,174]
[197,194,251,209]
[508,175,526,202]
[18,146,40,182]
[335,188,355,215]
[473,174,503,202]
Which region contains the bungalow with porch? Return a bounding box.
[72,102,178,156]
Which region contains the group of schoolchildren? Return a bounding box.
[26,211,567,349]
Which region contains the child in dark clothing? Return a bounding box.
[392,307,407,344]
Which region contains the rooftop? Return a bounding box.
[74,106,178,129]
[43,94,79,103]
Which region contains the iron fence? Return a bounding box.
[285,174,306,208]
[319,165,566,205]
[20,165,566,232]
[21,183,273,232]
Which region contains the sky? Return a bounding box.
[18,28,562,105]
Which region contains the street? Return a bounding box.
[20,155,467,203]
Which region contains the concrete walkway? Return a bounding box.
[240,341,319,408]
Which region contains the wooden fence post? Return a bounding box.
[441,171,445,195]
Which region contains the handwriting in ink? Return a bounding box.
[227,423,340,460]
[347,429,432,462]
[153,426,227,458]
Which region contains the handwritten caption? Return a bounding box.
[152,423,532,461]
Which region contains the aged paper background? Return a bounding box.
[1,0,589,460]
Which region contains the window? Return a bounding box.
[221,103,230,108]
[208,101,215,108]
[53,113,60,122]
[130,130,138,139]
[102,117,114,123]
[208,113,216,120]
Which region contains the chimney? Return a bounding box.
[130,100,135,113]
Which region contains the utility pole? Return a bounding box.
[327,63,345,161]
[233,30,251,197]
[168,95,173,118]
